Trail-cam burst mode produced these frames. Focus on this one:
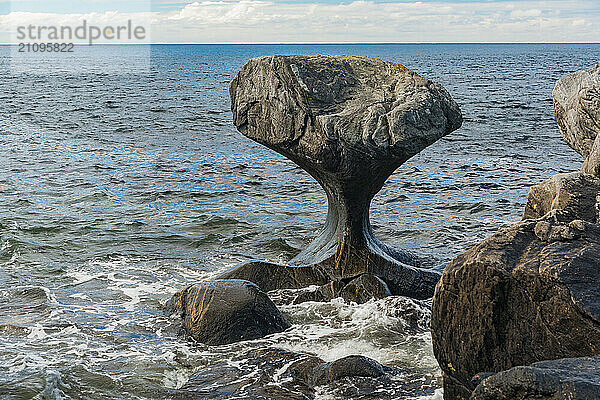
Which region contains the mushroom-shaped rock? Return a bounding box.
[226,55,463,299]
[431,211,600,400]
[166,280,290,345]
[553,62,600,176]
[471,356,600,400]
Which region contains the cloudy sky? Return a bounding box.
[0,0,598,43]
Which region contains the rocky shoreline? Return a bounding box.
[433,61,600,400]
[166,57,600,399]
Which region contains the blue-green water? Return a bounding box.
[0,44,599,399]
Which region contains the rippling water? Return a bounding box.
[0,44,599,399]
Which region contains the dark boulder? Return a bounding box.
[227,55,463,299]
[311,355,386,386]
[166,280,290,345]
[339,274,392,304]
[522,171,600,222]
[431,210,600,400]
[471,356,600,400]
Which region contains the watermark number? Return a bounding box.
[18,43,75,53]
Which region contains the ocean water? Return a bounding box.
[0,43,598,399]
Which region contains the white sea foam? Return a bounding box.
[27,325,47,339]
[415,388,444,400]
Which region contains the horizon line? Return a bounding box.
[1,42,600,46]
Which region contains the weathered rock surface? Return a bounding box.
[170,348,438,399]
[227,55,463,299]
[166,280,290,345]
[431,210,600,400]
[522,171,600,222]
[471,356,600,400]
[553,62,600,175]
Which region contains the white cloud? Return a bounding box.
[0,0,598,43]
[510,8,542,19]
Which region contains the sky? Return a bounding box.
[0,0,598,43]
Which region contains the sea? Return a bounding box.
[0,43,599,399]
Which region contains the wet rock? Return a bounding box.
[339,274,392,304]
[228,55,462,299]
[171,348,438,400]
[291,274,392,304]
[166,280,290,345]
[522,172,600,222]
[219,261,330,292]
[471,356,600,400]
[431,210,600,400]
[553,62,600,175]
[172,348,322,400]
[311,355,386,385]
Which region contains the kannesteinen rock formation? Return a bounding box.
[225,55,462,301]
[432,62,600,400]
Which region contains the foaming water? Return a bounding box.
[0,43,599,399]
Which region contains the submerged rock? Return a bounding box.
[431,211,600,400]
[522,171,600,222]
[288,273,392,304]
[173,348,321,400]
[553,61,600,175]
[227,55,463,299]
[471,356,600,400]
[166,280,290,345]
[171,348,437,400]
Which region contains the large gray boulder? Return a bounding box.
[166,280,290,345]
[226,55,462,299]
[431,211,600,400]
[553,62,600,176]
[471,356,600,400]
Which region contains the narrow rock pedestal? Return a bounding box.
[225,55,463,300]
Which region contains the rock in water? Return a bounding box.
[173,348,323,399]
[311,355,386,386]
[166,280,290,345]
[286,273,392,304]
[226,55,463,299]
[553,62,600,175]
[471,356,600,400]
[431,211,600,400]
[171,348,435,399]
